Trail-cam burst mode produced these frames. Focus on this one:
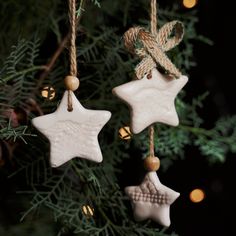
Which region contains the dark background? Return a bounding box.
[166,0,236,236]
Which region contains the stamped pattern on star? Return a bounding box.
[32,91,111,167]
[113,68,188,134]
[125,171,180,227]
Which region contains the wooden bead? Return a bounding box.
[64,75,80,91]
[144,156,160,172]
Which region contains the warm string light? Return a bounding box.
[189,188,205,203]
[41,86,56,100]
[119,126,132,140]
[82,205,94,217]
[183,0,197,9]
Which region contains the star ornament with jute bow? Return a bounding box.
[125,171,180,227]
[113,68,188,134]
[32,91,111,167]
[113,21,188,134]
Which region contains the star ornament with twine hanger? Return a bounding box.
[32,0,111,168]
[113,21,188,134]
[116,0,184,227]
[125,171,180,227]
[32,91,111,167]
[125,125,180,227]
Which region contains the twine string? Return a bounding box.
[149,0,157,158]
[69,0,78,77]
[149,125,155,157]
[150,0,157,35]
[67,0,78,111]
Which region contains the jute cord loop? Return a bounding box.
[124,20,184,79]
[67,0,78,111]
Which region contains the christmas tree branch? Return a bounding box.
[20,163,72,222]
[0,123,36,143]
[179,125,213,136]
[0,65,46,84]
[1,1,234,235]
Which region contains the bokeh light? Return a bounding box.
[82,205,94,217]
[41,86,55,100]
[183,0,197,9]
[189,188,205,203]
[119,126,132,140]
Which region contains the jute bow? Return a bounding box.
[123,20,184,79]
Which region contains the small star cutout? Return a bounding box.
[113,68,188,134]
[32,91,111,167]
[125,171,180,227]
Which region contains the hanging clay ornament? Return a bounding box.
[125,171,180,227]
[32,91,111,167]
[32,0,111,168]
[113,68,188,134]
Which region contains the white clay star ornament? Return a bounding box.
[125,171,180,227]
[113,68,188,134]
[32,91,111,167]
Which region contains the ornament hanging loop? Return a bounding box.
[123,21,184,79]
[150,0,157,35]
[67,0,80,111]
[123,0,184,79]
[123,0,184,80]
[68,0,78,77]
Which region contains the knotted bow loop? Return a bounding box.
[123,20,184,79]
[156,20,184,51]
[124,26,144,55]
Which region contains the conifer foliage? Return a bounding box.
[0,0,236,235]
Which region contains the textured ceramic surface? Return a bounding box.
[113,68,188,134]
[32,91,111,167]
[125,171,180,227]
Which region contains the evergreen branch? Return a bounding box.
[1,1,233,236]
[180,115,236,161]
[0,65,46,84]
[90,0,101,8]
[20,163,71,222]
[179,125,212,136]
[8,155,46,180]
[76,0,86,16]
[0,122,35,143]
